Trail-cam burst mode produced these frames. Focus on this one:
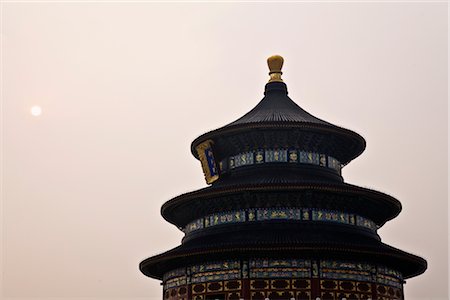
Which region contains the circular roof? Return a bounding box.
[191,81,366,165]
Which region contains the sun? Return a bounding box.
[30,106,42,116]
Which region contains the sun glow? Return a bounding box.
[30,106,42,116]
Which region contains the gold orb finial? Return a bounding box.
[267,55,284,82]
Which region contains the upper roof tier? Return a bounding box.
[191,55,366,184]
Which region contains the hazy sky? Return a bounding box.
[1,2,448,300]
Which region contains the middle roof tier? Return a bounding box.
[161,181,402,230]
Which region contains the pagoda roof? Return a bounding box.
[191,82,366,166]
[227,82,332,125]
[140,55,427,284]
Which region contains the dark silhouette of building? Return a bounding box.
[140,55,427,300]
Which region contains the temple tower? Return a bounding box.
[140,55,427,300]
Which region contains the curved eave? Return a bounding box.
[160,182,402,227]
[139,242,427,280]
[190,121,366,165]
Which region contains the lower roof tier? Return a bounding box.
[139,231,427,281]
[161,181,401,228]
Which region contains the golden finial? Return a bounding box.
[267,55,284,83]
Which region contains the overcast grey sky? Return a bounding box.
[1,2,448,300]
